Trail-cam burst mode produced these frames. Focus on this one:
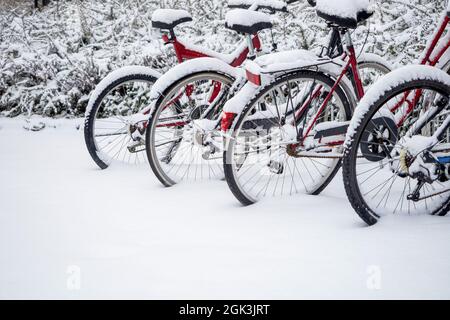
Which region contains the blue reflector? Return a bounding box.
[437,156,450,164]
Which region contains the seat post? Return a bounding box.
[246,34,256,59]
[326,26,343,58]
[343,29,353,51]
[169,29,176,40]
[342,28,365,99]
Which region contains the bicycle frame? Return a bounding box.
[295,29,365,143]
[434,114,450,147]
[220,23,364,133]
[138,30,262,125]
[222,27,360,134]
[298,12,449,148]
[389,13,450,126]
[150,31,263,129]
[162,30,262,67]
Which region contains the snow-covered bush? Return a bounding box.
[0,0,446,117]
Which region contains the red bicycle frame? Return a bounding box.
[302,12,449,146]
[300,31,365,141]
[162,31,261,67]
[153,30,263,128]
[391,13,450,126]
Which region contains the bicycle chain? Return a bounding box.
[415,188,450,201]
[294,153,450,201]
[291,153,365,159]
[291,153,343,159]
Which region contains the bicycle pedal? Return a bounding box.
[312,121,348,146]
[201,143,220,160]
[313,121,349,139]
[161,156,170,164]
[202,150,211,160]
[268,161,284,175]
[127,141,145,153]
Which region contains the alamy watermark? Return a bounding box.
[366,265,382,290]
[66,265,81,291]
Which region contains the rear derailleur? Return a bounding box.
[396,149,449,202]
[127,121,146,153]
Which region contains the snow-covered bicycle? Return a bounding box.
[221,0,393,205]
[144,0,290,185]
[342,3,450,225]
[145,0,392,187]
[83,0,284,169]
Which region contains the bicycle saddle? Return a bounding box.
[447,1,450,17]
[225,9,273,34]
[315,0,373,29]
[151,9,192,30]
[228,0,287,13]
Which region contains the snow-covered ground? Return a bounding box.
[1,117,450,299]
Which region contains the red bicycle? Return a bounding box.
[343,2,450,225]
[83,1,279,169]
[144,0,393,187]
[222,0,393,205]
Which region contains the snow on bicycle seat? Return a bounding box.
[315,0,373,29]
[225,9,272,34]
[228,0,287,13]
[447,1,450,17]
[151,9,192,30]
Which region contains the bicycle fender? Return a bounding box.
[149,57,239,102]
[86,66,162,116]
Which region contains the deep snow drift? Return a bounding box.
[1,118,450,299]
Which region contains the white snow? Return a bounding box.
[316,0,371,19]
[345,65,450,148]
[400,136,440,180]
[359,52,396,71]
[1,117,450,299]
[151,9,192,25]
[224,49,393,116]
[149,57,241,101]
[418,11,450,66]
[228,0,287,11]
[222,49,351,114]
[223,81,260,114]
[85,66,162,116]
[403,135,437,156]
[176,38,249,65]
[253,49,320,72]
[0,0,445,120]
[225,9,272,28]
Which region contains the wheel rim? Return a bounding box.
[352,85,450,218]
[91,79,154,166]
[358,62,391,90]
[149,73,233,185]
[227,73,349,202]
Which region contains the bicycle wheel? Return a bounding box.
[84,70,158,169]
[224,70,352,205]
[146,72,234,186]
[357,55,392,89]
[343,66,450,225]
